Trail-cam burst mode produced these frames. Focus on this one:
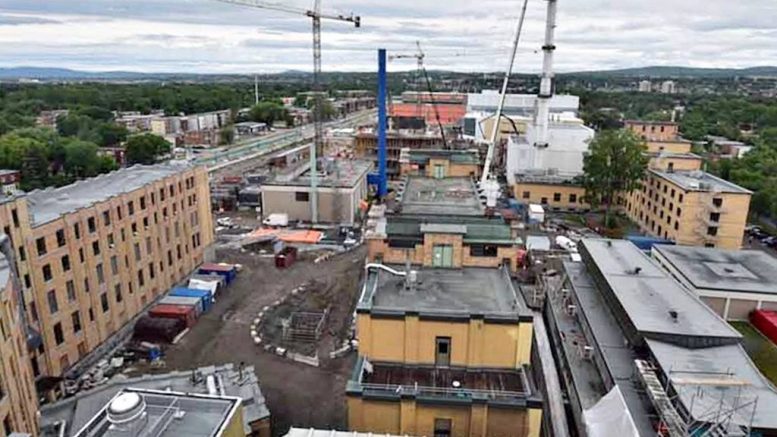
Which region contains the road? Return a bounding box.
[200,108,376,176]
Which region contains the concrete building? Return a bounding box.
[260,159,372,225]
[638,80,652,92]
[624,169,751,249]
[660,80,676,94]
[465,91,580,117]
[625,120,680,142]
[0,239,38,437]
[708,135,753,159]
[546,239,777,435]
[40,363,269,437]
[348,264,542,437]
[652,245,777,320]
[355,130,446,179]
[0,170,21,196]
[512,176,589,212]
[0,163,214,378]
[398,149,480,179]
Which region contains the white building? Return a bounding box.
[466,90,580,117]
[638,80,652,92]
[505,113,594,184]
[660,80,677,94]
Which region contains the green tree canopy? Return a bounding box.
[583,129,649,227]
[249,101,288,126]
[125,134,171,165]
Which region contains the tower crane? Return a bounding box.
[389,41,425,117]
[216,0,361,223]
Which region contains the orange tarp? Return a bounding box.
[249,228,323,244]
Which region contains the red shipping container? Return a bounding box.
[149,304,198,328]
[750,310,777,345]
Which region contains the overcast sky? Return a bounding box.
[1,0,775,74]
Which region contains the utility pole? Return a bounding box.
[254,74,259,106]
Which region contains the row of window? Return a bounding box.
[35,186,198,258]
[521,191,581,204]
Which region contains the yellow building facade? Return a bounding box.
[0,248,38,437]
[348,265,542,437]
[0,164,214,379]
[512,181,589,211]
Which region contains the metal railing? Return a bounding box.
[359,382,529,403]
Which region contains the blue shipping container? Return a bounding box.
[198,263,237,285]
[169,287,213,312]
[626,235,676,252]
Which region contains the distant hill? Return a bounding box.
[567,66,777,79]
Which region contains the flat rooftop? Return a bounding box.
[654,245,777,295]
[72,388,240,437]
[383,215,517,245]
[364,363,526,393]
[40,363,268,437]
[262,158,372,188]
[403,149,479,165]
[358,265,529,320]
[396,176,484,216]
[580,239,741,343]
[650,169,752,194]
[25,163,192,226]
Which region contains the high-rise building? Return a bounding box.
[0,237,39,437]
[638,80,652,92]
[660,80,677,94]
[0,163,214,379]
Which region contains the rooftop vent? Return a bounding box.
[633,267,642,275]
[107,392,148,434]
[669,310,679,322]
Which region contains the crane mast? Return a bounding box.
[216,0,360,224]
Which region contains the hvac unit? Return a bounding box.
[565,304,577,317]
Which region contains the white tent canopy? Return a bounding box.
[583,386,640,437]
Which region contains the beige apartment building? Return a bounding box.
[0,244,39,437]
[0,163,214,379]
[625,120,680,142]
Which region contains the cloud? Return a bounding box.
[0,0,775,73]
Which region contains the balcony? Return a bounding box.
[347,357,533,406]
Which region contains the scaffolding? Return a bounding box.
[282,310,328,343]
[634,359,757,436]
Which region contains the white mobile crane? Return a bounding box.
[216,0,360,223]
[479,0,530,208]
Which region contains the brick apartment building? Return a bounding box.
[0,239,39,437]
[0,163,214,382]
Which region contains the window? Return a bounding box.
[434,418,452,437]
[84,278,90,293]
[96,264,105,284]
[710,212,721,222]
[88,308,94,321]
[128,200,135,215]
[470,244,498,257]
[137,269,145,287]
[71,311,82,334]
[78,247,84,263]
[36,237,47,256]
[92,241,100,256]
[569,193,577,203]
[674,222,679,230]
[66,280,76,302]
[11,208,19,227]
[134,243,141,261]
[678,194,684,203]
[30,301,38,322]
[677,208,682,217]
[140,196,146,210]
[102,210,111,226]
[61,255,71,272]
[712,198,723,208]
[18,246,25,261]
[295,192,310,202]
[117,205,123,219]
[87,217,96,233]
[148,262,155,279]
[23,274,31,289]
[100,293,109,313]
[53,322,64,345]
[108,233,114,247]
[43,264,53,281]
[521,191,530,199]
[115,284,123,303]
[705,243,715,248]
[553,192,561,202]
[56,229,66,247]
[435,337,451,366]
[110,256,118,275]
[541,197,548,205]
[47,290,58,314]
[707,227,718,236]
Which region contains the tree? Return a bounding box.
[308,98,337,121]
[219,126,235,145]
[583,129,648,228]
[125,134,171,165]
[249,101,288,126]
[63,140,101,178]
[96,122,128,147]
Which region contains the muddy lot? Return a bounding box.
[145,246,366,435]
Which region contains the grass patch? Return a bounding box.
[731,321,777,386]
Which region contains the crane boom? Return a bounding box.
[480,0,529,186]
[216,0,360,223]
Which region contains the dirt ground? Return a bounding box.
[144,246,366,436]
